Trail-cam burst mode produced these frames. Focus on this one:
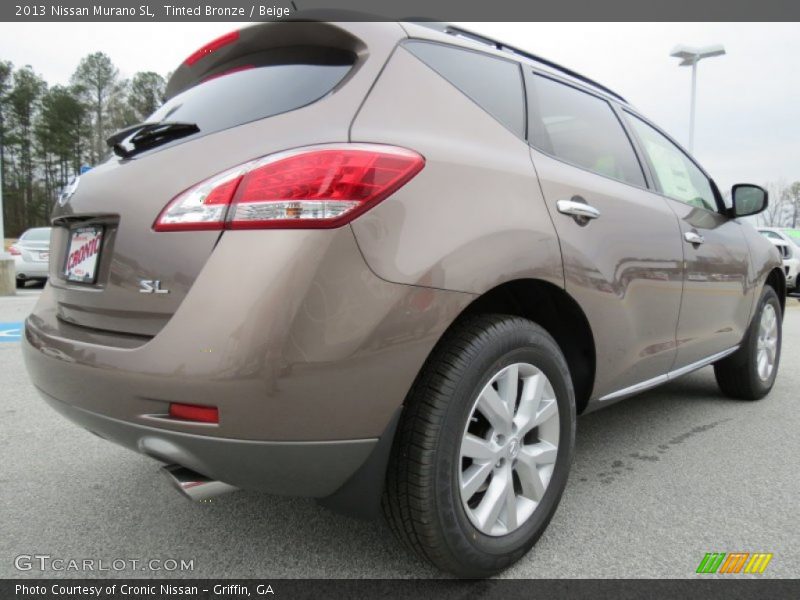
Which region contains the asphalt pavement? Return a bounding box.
[1,288,798,579]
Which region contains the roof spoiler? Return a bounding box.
[165,20,366,100]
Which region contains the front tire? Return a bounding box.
[714,285,782,400]
[383,314,576,577]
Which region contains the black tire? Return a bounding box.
[714,285,782,400]
[382,314,576,577]
[15,279,25,289]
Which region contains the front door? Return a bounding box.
[623,112,752,368]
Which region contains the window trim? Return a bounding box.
[401,39,528,141]
[524,69,650,192]
[621,108,726,214]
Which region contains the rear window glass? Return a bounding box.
[528,74,645,187]
[148,47,354,142]
[21,228,51,241]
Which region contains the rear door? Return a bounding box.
[622,112,752,367]
[525,72,685,400]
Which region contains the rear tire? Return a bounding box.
[714,285,781,400]
[382,314,575,577]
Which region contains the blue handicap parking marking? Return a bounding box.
[0,322,23,343]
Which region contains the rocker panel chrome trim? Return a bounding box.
[598,346,739,403]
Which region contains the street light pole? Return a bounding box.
[670,44,726,154]
[0,124,7,259]
[689,61,697,153]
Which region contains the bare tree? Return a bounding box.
[71,52,120,163]
[782,182,800,228]
[760,181,790,226]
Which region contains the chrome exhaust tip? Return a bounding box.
[161,464,238,502]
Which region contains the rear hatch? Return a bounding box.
[47,21,402,337]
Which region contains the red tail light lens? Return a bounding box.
[154,144,425,232]
[8,246,21,256]
[169,403,219,424]
[183,30,240,66]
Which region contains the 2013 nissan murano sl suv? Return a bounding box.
[22,21,784,577]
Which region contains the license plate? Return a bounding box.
[64,226,103,283]
[38,252,49,262]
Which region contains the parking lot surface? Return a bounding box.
[1,289,799,578]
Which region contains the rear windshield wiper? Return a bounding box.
[107,121,200,158]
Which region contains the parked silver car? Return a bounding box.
[10,227,51,286]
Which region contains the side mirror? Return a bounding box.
[732,184,768,217]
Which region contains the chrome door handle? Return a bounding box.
[556,199,601,221]
[684,231,705,245]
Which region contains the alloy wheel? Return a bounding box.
[459,363,560,536]
[756,303,778,381]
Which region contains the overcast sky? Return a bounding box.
[1,21,798,191]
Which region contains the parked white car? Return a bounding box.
[759,234,799,291]
[9,227,51,287]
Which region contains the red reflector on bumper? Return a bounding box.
[169,403,219,423]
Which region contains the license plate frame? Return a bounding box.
[63,225,104,284]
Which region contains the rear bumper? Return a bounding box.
[38,388,376,497]
[22,227,474,495]
[14,256,49,279]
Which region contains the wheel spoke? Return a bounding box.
[766,339,777,363]
[475,471,507,531]
[477,386,512,433]
[502,469,518,531]
[514,373,545,436]
[461,433,497,461]
[521,441,558,466]
[532,397,558,427]
[497,364,519,416]
[758,354,768,379]
[516,451,546,501]
[461,460,495,499]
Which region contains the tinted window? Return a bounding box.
[405,41,525,138]
[626,114,716,211]
[21,228,51,241]
[528,74,645,187]
[147,47,354,143]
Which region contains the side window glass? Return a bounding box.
[625,114,717,211]
[404,41,525,139]
[527,74,645,187]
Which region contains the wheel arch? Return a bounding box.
[319,278,596,520]
[764,267,786,316]
[457,279,596,415]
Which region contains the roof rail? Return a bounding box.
[415,23,628,104]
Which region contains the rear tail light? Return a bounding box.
[154,144,425,232]
[8,246,21,256]
[169,402,219,424]
[183,30,240,66]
